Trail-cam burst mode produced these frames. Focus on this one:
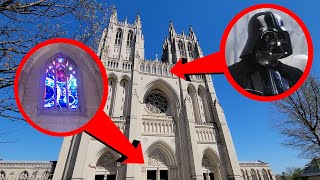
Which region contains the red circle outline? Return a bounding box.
[14,38,109,136]
[220,4,313,102]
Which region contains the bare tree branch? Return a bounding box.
[271,73,320,158]
[0,0,111,141]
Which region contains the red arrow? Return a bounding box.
[85,110,144,164]
[170,52,226,80]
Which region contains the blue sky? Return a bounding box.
[1,0,320,174]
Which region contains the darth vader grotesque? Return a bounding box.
[228,11,303,96]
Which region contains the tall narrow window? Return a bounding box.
[187,42,193,58]
[262,169,270,180]
[115,28,123,45]
[44,56,79,109]
[178,41,186,57]
[127,31,133,47]
[251,170,258,180]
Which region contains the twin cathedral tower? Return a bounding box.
[52,9,273,180]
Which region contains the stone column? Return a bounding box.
[157,167,160,180]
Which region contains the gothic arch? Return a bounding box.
[241,169,247,180]
[119,74,130,82]
[93,147,119,179]
[115,28,123,45]
[93,147,119,170]
[118,76,130,117]
[18,43,104,132]
[144,79,180,117]
[202,147,220,166]
[251,169,258,180]
[198,85,212,123]
[201,147,222,180]
[145,140,177,167]
[262,169,270,180]
[106,75,117,116]
[108,72,119,81]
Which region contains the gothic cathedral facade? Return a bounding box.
[52,10,273,180]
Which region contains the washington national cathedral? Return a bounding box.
[49,9,274,180]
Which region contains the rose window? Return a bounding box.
[145,92,168,114]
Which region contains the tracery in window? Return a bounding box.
[178,41,186,57]
[127,30,134,47]
[262,169,270,180]
[251,169,258,180]
[115,28,123,45]
[44,56,79,109]
[145,92,168,114]
[187,42,194,58]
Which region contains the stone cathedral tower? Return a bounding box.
[53,9,243,180]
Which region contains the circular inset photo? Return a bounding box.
[16,39,105,133]
[224,6,312,99]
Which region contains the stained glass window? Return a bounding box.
[44,56,79,109]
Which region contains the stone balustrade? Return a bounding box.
[142,116,175,135]
[105,59,132,72]
[195,123,215,143]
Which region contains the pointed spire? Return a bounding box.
[135,13,142,27]
[169,21,176,35]
[125,17,128,25]
[110,8,118,22]
[135,13,141,22]
[189,25,197,41]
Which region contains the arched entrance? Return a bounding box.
[144,141,178,180]
[202,148,222,180]
[95,151,118,180]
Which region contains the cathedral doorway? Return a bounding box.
[144,141,178,180]
[202,149,222,180]
[95,151,118,180]
[146,169,168,180]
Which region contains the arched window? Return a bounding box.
[18,171,29,180]
[44,56,79,109]
[251,169,258,180]
[241,170,246,180]
[140,64,145,72]
[0,171,5,180]
[127,30,134,47]
[152,66,156,74]
[262,169,270,180]
[115,28,123,45]
[187,42,194,58]
[145,91,168,114]
[178,41,186,57]
[146,65,150,73]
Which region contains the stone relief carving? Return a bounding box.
[148,150,167,167]
[202,154,213,168]
[97,152,117,168]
